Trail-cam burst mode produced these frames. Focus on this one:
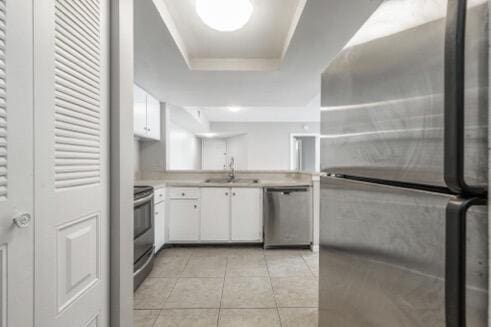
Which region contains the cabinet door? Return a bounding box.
[168,199,200,241]
[154,201,166,251]
[231,188,263,241]
[134,84,147,137]
[201,188,230,241]
[145,94,161,140]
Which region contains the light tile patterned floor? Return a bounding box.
[134,246,319,327]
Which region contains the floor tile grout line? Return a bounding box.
[137,305,317,310]
[300,254,317,280]
[261,251,282,327]
[150,309,162,327]
[264,251,282,313]
[157,277,179,311]
[217,255,229,327]
[219,256,228,308]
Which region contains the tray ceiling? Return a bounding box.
[153,0,307,71]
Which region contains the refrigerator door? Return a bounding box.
[320,0,488,189]
[319,177,488,326]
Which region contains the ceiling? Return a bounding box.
[134,0,382,108]
[194,94,321,122]
[154,0,306,71]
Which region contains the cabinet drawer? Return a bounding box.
[168,187,200,199]
[155,187,166,204]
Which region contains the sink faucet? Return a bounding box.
[228,157,236,181]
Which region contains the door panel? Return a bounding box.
[231,188,262,241]
[201,188,230,241]
[168,199,200,241]
[34,0,109,325]
[320,0,488,188]
[0,0,34,326]
[202,139,227,170]
[319,177,488,326]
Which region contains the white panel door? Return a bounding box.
[0,1,34,326]
[134,84,147,137]
[168,199,200,241]
[231,188,263,241]
[202,139,227,170]
[34,0,110,326]
[201,188,230,241]
[154,201,165,251]
[145,94,160,140]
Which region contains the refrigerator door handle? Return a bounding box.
[444,0,486,196]
[445,197,486,327]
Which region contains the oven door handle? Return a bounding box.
[133,249,155,278]
[134,193,154,207]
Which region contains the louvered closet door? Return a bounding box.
[34,0,109,326]
[0,0,34,326]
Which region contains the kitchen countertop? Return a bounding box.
[135,179,312,189]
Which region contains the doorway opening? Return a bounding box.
[290,134,320,173]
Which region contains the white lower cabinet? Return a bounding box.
[154,201,166,251]
[167,186,263,243]
[231,188,263,242]
[168,198,200,241]
[201,188,230,241]
[154,187,166,252]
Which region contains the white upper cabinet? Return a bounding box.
[146,94,161,140]
[133,84,160,140]
[134,85,148,137]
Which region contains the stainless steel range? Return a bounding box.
[134,185,155,290]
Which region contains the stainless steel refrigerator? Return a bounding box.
[319,0,488,326]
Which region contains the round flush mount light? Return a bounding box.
[196,0,253,32]
[228,106,241,112]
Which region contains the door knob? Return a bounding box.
[13,213,31,228]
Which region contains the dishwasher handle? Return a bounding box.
[266,187,310,194]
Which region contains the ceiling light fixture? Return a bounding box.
[229,106,241,112]
[195,0,253,32]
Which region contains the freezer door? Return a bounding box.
[319,177,488,326]
[320,0,488,189]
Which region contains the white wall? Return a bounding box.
[210,122,320,170]
[168,122,202,170]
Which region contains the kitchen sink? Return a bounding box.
[205,178,260,184]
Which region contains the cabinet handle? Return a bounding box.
[194,205,197,209]
[225,192,229,196]
[182,193,186,196]
[233,193,236,196]
[155,212,159,215]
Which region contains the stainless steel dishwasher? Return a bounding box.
[263,186,313,248]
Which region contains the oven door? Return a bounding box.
[134,192,154,263]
